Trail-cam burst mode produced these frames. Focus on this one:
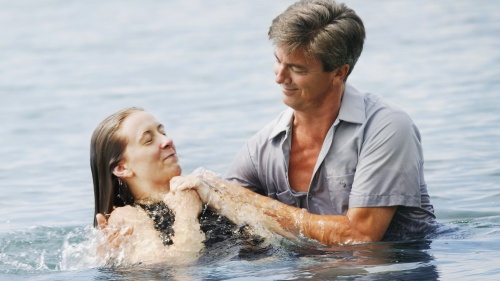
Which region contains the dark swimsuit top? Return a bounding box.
[134,201,249,247]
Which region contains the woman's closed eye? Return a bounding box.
[141,132,154,145]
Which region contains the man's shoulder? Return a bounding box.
[343,84,417,137]
[358,89,414,125]
[358,91,419,141]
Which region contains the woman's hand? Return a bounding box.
[170,175,226,212]
[167,189,203,220]
[170,176,211,202]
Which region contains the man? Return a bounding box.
[225,0,437,244]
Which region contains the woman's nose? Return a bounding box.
[160,134,173,149]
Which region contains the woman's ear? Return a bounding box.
[112,164,133,178]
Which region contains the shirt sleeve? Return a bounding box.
[225,142,266,195]
[350,110,423,208]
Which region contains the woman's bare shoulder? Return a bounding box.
[108,205,151,225]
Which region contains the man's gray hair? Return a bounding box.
[269,0,365,78]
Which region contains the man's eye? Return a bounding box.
[291,67,307,74]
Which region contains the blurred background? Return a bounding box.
[0,0,499,279]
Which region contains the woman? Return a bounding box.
[91,107,294,266]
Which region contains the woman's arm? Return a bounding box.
[97,190,205,265]
[162,190,205,255]
[102,205,168,265]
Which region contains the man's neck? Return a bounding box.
[292,83,344,141]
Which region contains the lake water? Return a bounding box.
[1,0,499,280]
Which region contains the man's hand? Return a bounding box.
[96,213,108,230]
[95,212,133,248]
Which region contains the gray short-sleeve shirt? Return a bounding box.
[225,84,437,240]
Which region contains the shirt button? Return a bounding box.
[340,180,347,187]
[308,193,314,199]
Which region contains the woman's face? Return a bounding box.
[118,111,181,192]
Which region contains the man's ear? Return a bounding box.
[112,164,133,178]
[334,64,350,81]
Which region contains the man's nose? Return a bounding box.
[274,62,289,84]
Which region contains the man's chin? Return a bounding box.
[282,96,298,109]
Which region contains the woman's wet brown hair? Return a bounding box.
[90,107,144,227]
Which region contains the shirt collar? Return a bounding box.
[338,83,366,124]
[268,83,366,140]
[269,108,294,140]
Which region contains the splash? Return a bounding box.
[60,226,106,270]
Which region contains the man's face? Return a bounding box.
[273,46,337,113]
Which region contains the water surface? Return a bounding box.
[1,0,499,280]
